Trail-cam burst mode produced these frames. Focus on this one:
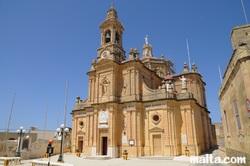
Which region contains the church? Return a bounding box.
[71,5,216,158]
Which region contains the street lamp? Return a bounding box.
[16,126,25,157]
[129,139,135,147]
[56,124,69,163]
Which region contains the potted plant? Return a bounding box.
[66,145,72,153]
[122,150,128,160]
[44,153,49,158]
[75,149,81,157]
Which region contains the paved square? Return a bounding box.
[19,154,190,166]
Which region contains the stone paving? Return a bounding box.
[17,148,229,166]
[18,154,190,166]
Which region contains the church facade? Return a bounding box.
[71,6,216,158]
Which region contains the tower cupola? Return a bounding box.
[106,4,118,20]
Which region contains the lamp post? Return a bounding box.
[16,126,25,157]
[56,124,69,163]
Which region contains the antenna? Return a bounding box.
[186,39,191,71]
[241,0,248,24]
[218,65,223,84]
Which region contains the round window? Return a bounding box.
[79,121,84,127]
[153,115,160,122]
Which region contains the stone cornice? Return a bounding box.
[219,46,250,99]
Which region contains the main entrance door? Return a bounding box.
[153,135,162,156]
[102,137,108,155]
[78,136,83,153]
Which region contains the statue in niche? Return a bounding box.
[102,79,109,95]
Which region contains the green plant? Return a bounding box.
[123,150,128,154]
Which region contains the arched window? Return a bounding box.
[115,32,120,44]
[105,30,111,43]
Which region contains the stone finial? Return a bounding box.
[111,3,114,9]
[76,95,80,105]
[134,48,139,54]
[92,59,96,64]
[91,59,96,70]
[129,47,139,60]
[191,63,197,72]
[183,62,189,72]
[161,54,164,60]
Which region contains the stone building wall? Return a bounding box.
[219,24,250,165]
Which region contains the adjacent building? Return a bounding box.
[0,128,71,159]
[71,6,216,158]
[218,24,250,164]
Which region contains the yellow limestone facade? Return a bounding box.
[71,6,216,158]
[218,24,250,164]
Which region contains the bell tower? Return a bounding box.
[97,5,125,63]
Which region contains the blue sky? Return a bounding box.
[0,0,249,131]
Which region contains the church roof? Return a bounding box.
[164,75,174,80]
[140,56,157,60]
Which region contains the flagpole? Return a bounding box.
[241,0,248,24]
[218,65,223,84]
[42,104,48,158]
[2,93,16,154]
[63,79,69,126]
[186,39,191,71]
[56,110,59,129]
[61,79,69,158]
[43,104,48,140]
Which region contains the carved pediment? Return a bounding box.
[97,58,112,65]
[149,127,164,132]
[77,131,85,135]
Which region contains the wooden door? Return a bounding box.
[153,135,162,156]
[102,137,108,155]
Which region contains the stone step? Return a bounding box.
[139,156,174,160]
[85,156,111,160]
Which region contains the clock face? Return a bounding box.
[102,51,108,58]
